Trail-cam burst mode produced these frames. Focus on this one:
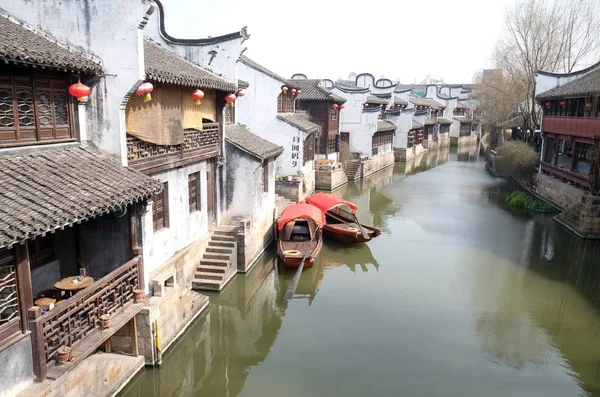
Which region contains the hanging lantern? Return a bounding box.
[281,86,288,94]
[332,104,339,109]
[546,101,552,108]
[586,102,593,110]
[136,82,154,103]
[363,103,368,108]
[465,109,469,113]
[225,93,236,107]
[290,88,297,95]
[340,104,345,109]
[297,90,301,95]
[68,82,91,101]
[560,100,568,108]
[236,89,246,97]
[191,89,205,105]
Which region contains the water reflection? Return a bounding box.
[395,147,450,177]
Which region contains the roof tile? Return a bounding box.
[225,124,283,160]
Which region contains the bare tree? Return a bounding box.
[486,0,600,129]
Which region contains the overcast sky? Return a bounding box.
[161,0,517,84]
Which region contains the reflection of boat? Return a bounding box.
[322,241,380,273]
[305,192,381,244]
[277,203,324,268]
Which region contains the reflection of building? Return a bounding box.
[533,61,600,238]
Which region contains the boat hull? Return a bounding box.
[277,218,323,268]
[323,210,381,244]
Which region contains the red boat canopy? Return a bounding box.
[278,203,325,230]
[305,192,358,213]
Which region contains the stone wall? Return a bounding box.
[234,212,275,272]
[1,336,33,397]
[362,152,395,177]
[423,137,450,150]
[450,135,478,146]
[394,144,425,162]
[315,162,348,190]
[275,169,315,202]
[521,173,600,239]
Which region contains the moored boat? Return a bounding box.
[305,192,381,244]
[277,203,324,268]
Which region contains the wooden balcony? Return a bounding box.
[28,256,143,382]
[540,162,592,190]
[127,123,220,174]
[542,117,600,138]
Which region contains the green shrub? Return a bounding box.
[496,141,539,178]
[505,191,556,212]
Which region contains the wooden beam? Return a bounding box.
[15,242,32,332]
[132,316,138,357]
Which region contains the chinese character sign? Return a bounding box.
[291,136,300,168]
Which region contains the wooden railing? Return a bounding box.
[127,123,220,173]
[29,256,140,381]
[540,162,592,189]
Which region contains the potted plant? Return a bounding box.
[133,288,145,303]
[57,346,71,363]
[100,314,111,329]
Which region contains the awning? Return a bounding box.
[305,192,358,213]
[278,203,325,230]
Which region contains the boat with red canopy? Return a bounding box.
[277,203,325,268]
[305,192,381,244]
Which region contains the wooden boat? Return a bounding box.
[277,203,324,268]
[305,192,381,244]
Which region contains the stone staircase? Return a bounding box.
[192,229,238,291]
[275,194,293,213]
[344,160,361,180]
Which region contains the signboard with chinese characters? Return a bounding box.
[291,136,300,167]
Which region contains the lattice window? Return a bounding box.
[224,104,235,124]
[0,248,20,342]
[0,74,74,146]
[303,133,314,165]
[277,93,294,113]
[153,183,169,231]
[330,109,337,120]
[327,131,337,154]
[188,172,201,213]
[372,131,394,155]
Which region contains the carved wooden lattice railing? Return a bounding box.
[29,256,140,381]
[127,123,220,162]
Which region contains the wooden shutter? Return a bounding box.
[153,183,168,231]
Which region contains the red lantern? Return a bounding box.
[136,82,154,103]
[546,101,552,108]
[297,90,301,95]
[236,89,246,97]
[340,104,345,109]
[586,102,593,110]
[332,104,339,109]
[225,93,236,107]
[191,89,205,105]
[68,82,91,101]
[363,103,368,108]
[465,109,469,113]
[560,100,568,108]
[290,88,297,95]
[281,86,288,94]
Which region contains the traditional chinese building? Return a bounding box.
[532,61,600,238]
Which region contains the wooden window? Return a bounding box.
[277,93,294,113]
[327,132,337,154]
[153,183,169,232]
[372,131,393,155]
[0,248,21,344]
[188,172,201,213]
[224,104,235,124]
[28,235,56,269]
[303,133,315,165]
[261,161,269,193]
[330,109,337,120]
[0,74,74,147]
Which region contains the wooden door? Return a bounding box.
[206,161,216,224]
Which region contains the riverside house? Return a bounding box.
[532,60,600,238]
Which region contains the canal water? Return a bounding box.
[119,144,600,397]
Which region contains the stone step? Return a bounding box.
[197,264,227,274]
[208,241,235,248]
[203,253,232,261]
[194,271,224,281]
[213,229,236,236]
[206,247,233,254]
[199,259,229,267]
[211,235,237,242]
[192,281,221,291]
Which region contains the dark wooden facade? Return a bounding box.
[297,101,340,156]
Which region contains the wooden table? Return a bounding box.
[34,297,56,309]
[54,276,94,299]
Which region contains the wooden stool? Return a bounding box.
[35,297,56,310]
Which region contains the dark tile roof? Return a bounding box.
[409,96,430,106]
[288,79,347,103]
[395,85,414,93]
[239,55,287,83]
[225,124,283,160]
[238,79,249,89]
[144,40,237,92]
[335,80,369,92]
[367,95,389,105]
[0,145,162,249]
[423,98,446,109]
[424,118,436,126]
[276,112,321,134]
[394,96,408,105]
[437,92,451,99]
[0,14,103,74]
[411,120,423,129]
[437,117,454,125]
[377,120,396,132]
[536,67,600,99]
[455,102,468,109]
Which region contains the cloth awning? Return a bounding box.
[305,192,358,213]
[278,203,325,230]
